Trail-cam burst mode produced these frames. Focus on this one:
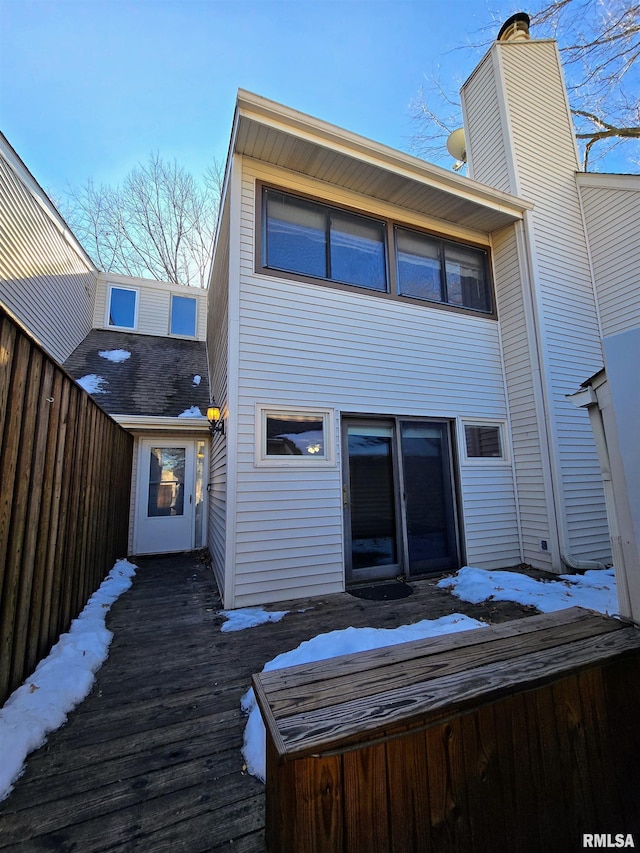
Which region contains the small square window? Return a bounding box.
[170,295,197,336]
[256,406,334,466]
[108,286,138,329]
[464,424,504,459]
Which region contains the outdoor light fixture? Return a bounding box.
[206,402,225,435]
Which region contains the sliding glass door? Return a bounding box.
[343,417,459,583]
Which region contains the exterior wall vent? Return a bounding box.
[497,12,531,42]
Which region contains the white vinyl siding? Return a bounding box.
[94,273,207,340]
[207,198,231,595]
[465,40,609,565]
[578,178,640,339]
[492,225,553,568]
[462,51,512,193]
[0,149,96,363]
[230,160,521,605]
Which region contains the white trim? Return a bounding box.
[458,418,509,464]
[224,153,243,608]
[255,404,336,467]
[112,414,209,432]
[106,283,139,330]
[235,90,532,219]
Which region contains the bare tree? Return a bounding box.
[64,154,223,287]
[409,0,640,171]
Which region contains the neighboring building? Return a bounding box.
[569,172,640,622]
[63,273,211,557]
[0,133,211,560]
[206,17,635,608]
[0,132,97,363]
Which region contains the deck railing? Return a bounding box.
[0,305,133,705]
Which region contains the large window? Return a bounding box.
[170,294,197,336]
[396,227,492,313]
[259,186,495,317]
[108,285,138,329]
[263,189,387,292]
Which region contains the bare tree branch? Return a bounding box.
[62,155,221,287]
[409,0,640,172]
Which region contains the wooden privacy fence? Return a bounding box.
[254,607,640,852]
[0,305,133,705]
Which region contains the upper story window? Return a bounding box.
[170,294,197,336]
[258,185,495,318]
[108,285,138,329]
[396,227,492,314]
[263,188,387,292]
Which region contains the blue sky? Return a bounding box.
[1,0,504,196]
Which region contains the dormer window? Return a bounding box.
[170,294,197,337]
[108,285,138,330]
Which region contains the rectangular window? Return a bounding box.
[396,227,492,313]
[170,294,197,336]
[464,423,504,459]
[108,285,138,329]
[256,406,334,466]
[264,188,387,292]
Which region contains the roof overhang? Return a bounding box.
[232,90,532,234]
[112,414,210,433]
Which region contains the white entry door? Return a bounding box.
[135,440,196,555]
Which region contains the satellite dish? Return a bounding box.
[446,128,467,163]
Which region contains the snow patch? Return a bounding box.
[98,349,130,363]
[0,559,137,801]
[437,566,617,615]
[192,374,201,386]
[241,613,486,782]
[220,607,289,632]
[178,406,203,418]
[77,374,108,394]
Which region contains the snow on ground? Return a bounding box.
[177,406,203,418]
[98,349,131,363]
[220,607,289,632]
[77,374,108,394]
[192,374,201,386]
[438,566,617,615]
[241,566,618,782]
[241,613,486,782]
[0,559,137,802]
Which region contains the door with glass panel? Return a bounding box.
[135,439,206,555]
[343,418,458,583]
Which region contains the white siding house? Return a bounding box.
[208,90,539,607]
[208,17,636,609]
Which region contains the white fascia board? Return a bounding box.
[235,90,532,220]
[576,172,640,192]
[112,414,210,432]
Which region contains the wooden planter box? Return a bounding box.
[253,607,640,852]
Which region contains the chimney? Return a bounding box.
[497,12,530,42]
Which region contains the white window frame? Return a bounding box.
[106,284,139,330]
[459,419,509,464]
[255,404,336,467]
[169,293,198,337]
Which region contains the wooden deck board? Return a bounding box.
[0,553,592,851]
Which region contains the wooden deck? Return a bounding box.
[0,554,593,851]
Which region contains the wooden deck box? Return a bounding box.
[253,607,640,852]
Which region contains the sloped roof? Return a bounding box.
[64,329,210,418]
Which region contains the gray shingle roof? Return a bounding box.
[63,329,210,418]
